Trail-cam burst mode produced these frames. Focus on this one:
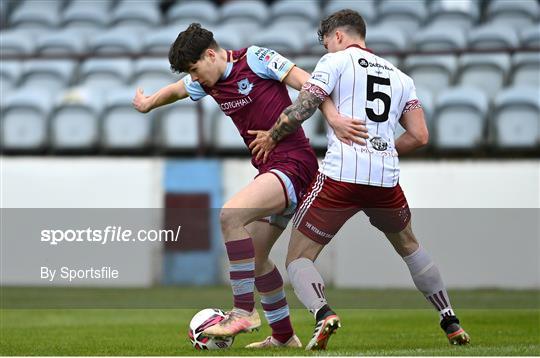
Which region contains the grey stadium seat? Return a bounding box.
[433,86,489,150]
[142,26,182,55]
[294,55,322,73]
[250,25,304,53]
[102,87,153,151]
[324,0,377,26]
[405,55,457,96]
[1,88,52,152]
[133,58,176,95]
[0,30,36,56]
[304,29,326,56]
[79,58,133,92]
[486,0,540,30]
[426,0,480,29]
[270,0,320,26]
[111,0,162,29]
[212,108,246,152]
[511,52,540,87]
[457,53,511,99]
[213,25,246,51]
[19,59,77,93]
[520,25,540,48]
[89,28,142,55]
[9,0,60,29]
[0,61,22,93]
[220,0,269,28]
[62,0,111,31]
[167,1,219,26]
[36,29,88,56]
[157,100,200,151]
[378,0,428,36]
[365,25,409,53]
[492,86,540,149]
[50,87,103,151]
[413,25,467,52]
[467,25,520,50]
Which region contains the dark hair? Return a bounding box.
[317,9,366,44]
[168,23,219,73]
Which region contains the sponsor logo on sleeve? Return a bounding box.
[269,54,289,75]
[311,71,330,85]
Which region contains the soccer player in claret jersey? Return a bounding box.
[133,23,368,348]
[250,9,470,351]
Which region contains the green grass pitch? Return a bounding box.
[1,287,538,356]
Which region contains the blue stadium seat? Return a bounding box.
[167,1,219,26]
[158,99,200,151]
[520,25,540,48]
[511,52,540,87]
[249,24,304,53]
[36,29,88,55]
[457,53,511,98]
[433,86,489,150]
[467,25,520,50]
[133,58,176,94]
[102,87,153,151]
[62,0,111,31]
[89,28,142,55]
[405,55,457,96]
[1,88,52,152]
[486,0,540,30]
[324,0,377,26]
[220,0,268,27]
[9,0,61,29]
[426,0,480,29]
[142,26,182,55]
[492,86,540,149]
[378,0,428,36]
[50,87,103,151]
[0,61,22,93]
[365,25,409,53]
[0,30,36,56]
[111,0,162,30]
[19,59,77,93]
[79,58,133,91]
[413,25,467,51]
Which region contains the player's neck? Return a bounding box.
[342,38,367,50]
[217,48,229,77]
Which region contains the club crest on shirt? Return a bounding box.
[370,136,388,151]
[237,78,253,95]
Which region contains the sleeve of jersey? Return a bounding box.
[246,46,295,82]
[182,75,207,101]
[307,53,341,95]
[402,75,422,114]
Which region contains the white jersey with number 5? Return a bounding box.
[307,45,421,187]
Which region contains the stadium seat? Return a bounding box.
[0,30,36,56]
[433,86,489,150]
[133,58,177,94]
[36,29,88,55]
[102,87,153,152]
[456,53,511,98]
[303,29,327,56]
[426,0,480,29]
[9,0,61,29]
[89,28,143,55]
[249,24,304,53]
[220,0,269,28]
[404,55,457,96]
[413,25,467,51]
[511,52,540,87]
[157,99,200,151]
[50,87,103,152]
[270,0,320,26]
[492,86,540,149]
[79,58,133,92]
[212,108,246,152]
[467,25,520,50]
[1,88,51,152]
[213,25,246,51]
[365,25,409,53]
[111,0,162,29]
[167,1,219,26]
[0,61,22,93]
[142,26,182,55]
[294,55,322,73]
[19,59,77,93]
[485,0,540,30]
[520,25,540,48]
[324,0,377,26]
[62,0,111,32]
[378,0,428,36]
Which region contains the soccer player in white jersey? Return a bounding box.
[249,9,470,351]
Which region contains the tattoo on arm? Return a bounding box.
[270,83,328,142]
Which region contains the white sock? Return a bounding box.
[403,246,455,320]
[287,258,327,315]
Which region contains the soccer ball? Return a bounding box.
[188,308,234,350]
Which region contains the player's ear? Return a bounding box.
[206,48,216,63]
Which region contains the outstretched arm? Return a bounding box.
[132,80,189,113]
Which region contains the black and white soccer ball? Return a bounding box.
[188,308,234,350]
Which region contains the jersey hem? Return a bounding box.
[319,170,399,188]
